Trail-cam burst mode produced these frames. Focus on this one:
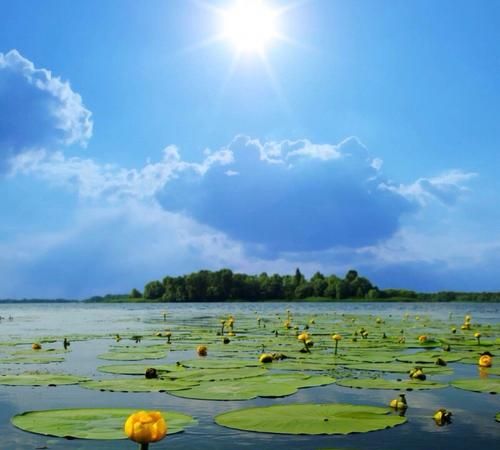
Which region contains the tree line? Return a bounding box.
[80,269,490,302]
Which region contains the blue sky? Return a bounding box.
[1,0,499,298]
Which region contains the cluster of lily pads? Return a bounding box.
[1,309,499,442]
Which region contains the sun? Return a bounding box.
[222,1,279,53]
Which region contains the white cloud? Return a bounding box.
[9,145,233,200]
[0,50,92,156]
[379,169,477,206]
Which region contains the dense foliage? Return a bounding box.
[83,268,499,302]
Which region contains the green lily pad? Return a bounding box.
[171,367,268,382]
[11,408,196,439]
[451,378,500,394]
[268,360,338,371]
[80,378,198,392]
[97,351,167,361]
[335,377,447,390]
[178,359,259,369]
[341,352,399,363]
[342,362,452,375]
[0,373,88,386]
[215,403,406,434]
[496,413,500,422]
[395,352,463,364]
[0,355,65,364]
[170,374,335,401]
[97,364,180,375]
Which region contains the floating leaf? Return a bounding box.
[0,373,88,386]
[342,362,452,375]
[395,352,463,364]
[172,367,268,382]
[215,403,406,434]
[171,374,335,401]
[178,359,259,369]
[451,378,500,394]
[11,408,196,440]
[0,355,64,364]
[335,377,447,390]
[97,364,180,375]
[80,377,198,392]
[97,351,167,361]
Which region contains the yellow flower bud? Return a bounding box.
[479,353,492,368]
[259,353,273,363]
[433,408,452,426]
[297,332,309,342]
[124,411,167,444]
[196,345,207,356]
[32,343,42,350]
[418,335,427,344]
[474,332,481,339]
[332,334,342,341]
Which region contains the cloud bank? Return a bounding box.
[1,50,491,297]
[0,50,92,169]
[158,136,416,253]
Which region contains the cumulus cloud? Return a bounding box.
[9,145,233,199]
[0,49,92,168]
[379,169,477,206]
[158,135,414,252]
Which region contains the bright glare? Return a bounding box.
[222,1,278,52]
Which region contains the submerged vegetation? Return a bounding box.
[84,268,500,303]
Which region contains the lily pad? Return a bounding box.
[11,408,196,439]
[97,351,167,361]
[0,373,88,386]
[170,374,335,401]
[395,352,463,364]
[342,362,452,375]
[451,378,500,394]
[178,359,259,369]
[97,364,180,375]
[171,367,268,382]
[215,403,406,434]
[0,355,65,364]
[80,378,198,392]
[335,378,447,390]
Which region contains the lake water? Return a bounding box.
[0,302,499,450]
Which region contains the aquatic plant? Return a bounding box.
[124,410,167,449]
[196,345,208,357]
[433,408,452,426]
[389,394,407,411]
[332,334,342,355]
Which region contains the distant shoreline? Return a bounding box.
[1,298,499,304]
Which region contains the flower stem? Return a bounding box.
[140,444,149,450]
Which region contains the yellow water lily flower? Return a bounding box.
[32,343,42,350]
[479,352,493,368]
[389,394,407,411]
[196,345,207,356]
[418,335,427,344]
[259,353,273,363]
[433,408,452,426]
[409,367,426,380]
[297,332,310,342]
[124,410,167,445]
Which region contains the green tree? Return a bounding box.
[310,272,327,297]
[129,288,142,299]
[143,281,165,299]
